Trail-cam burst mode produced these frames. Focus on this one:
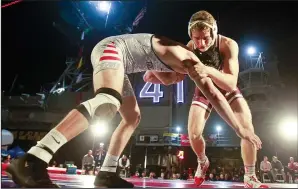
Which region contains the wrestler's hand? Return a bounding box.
[187,63,208,80]
[194,63,209,78]
[236,127,262,150]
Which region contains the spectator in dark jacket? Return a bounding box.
[271,156,286,182]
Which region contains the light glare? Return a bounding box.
[216,125,222,132]
[279,118,297,138]
[247,46,256,55]
[98,1,111,13]
[92,122,107,136]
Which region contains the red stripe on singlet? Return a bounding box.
[107,44,116,48]
[226,89,241,101]
[99,56,121,61]
[103,50,118,54]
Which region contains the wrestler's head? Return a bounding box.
[188,10,217,52]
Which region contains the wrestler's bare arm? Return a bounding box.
[204,39,239,91]
[143,71,164,84]
[143,71,185,85]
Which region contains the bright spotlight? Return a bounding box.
[92,121,107,136]
[247,46,256,56]
[216,125,222,132]
[97,1,111,13]
[176,127,181,132]
[279,118,297,139]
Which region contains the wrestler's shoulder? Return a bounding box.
[220,35,239,55]
[220,35,238,48]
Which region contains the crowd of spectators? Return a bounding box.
[129,156,298,184]
[260,156,298,183]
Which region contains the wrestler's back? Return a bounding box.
[92,34,174,74]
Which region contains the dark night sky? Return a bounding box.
[2,1,298,101]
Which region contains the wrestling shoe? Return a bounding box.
[94,171,134,188]
[194,157,210,186]
[244,175,270,188]
[6,153,59,188]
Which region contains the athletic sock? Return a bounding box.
[28,129,67,164]
[100,154,119,173]
[244,164,256,176]
[197,154,207,163]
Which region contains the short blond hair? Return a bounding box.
[189,10,216,32]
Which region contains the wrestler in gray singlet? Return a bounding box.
[91,33,174,97]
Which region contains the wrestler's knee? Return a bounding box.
[124,110,141,129]
[189,126,204,142]
[188,119,205,140]
[189,131,204,141]
[76,87,122,124]
[188,105,208,140]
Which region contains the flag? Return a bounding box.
[81,31,85,41]
[77,57,83,69]
[132,7,147,27]
[76,72,83,84]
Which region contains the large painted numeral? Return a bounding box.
[140,80,185,103]
[176,81,184,103]
[139,83,164,103]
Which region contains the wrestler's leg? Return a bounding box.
[31,42,124,162]
[188,87,212,186]
[229,97,268,188]
[230,98,256,172]
[6,42,125,188]
[188,106,210,160]
[95,75,140,187]
[100,96,140,167]
[188,87,212,160]
[100,75,140,173]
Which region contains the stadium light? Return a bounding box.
[279,117,297,139]
[92,121,108,136]
[247,46,256,56]
[216,125,222,132]
[97,1,111,13]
